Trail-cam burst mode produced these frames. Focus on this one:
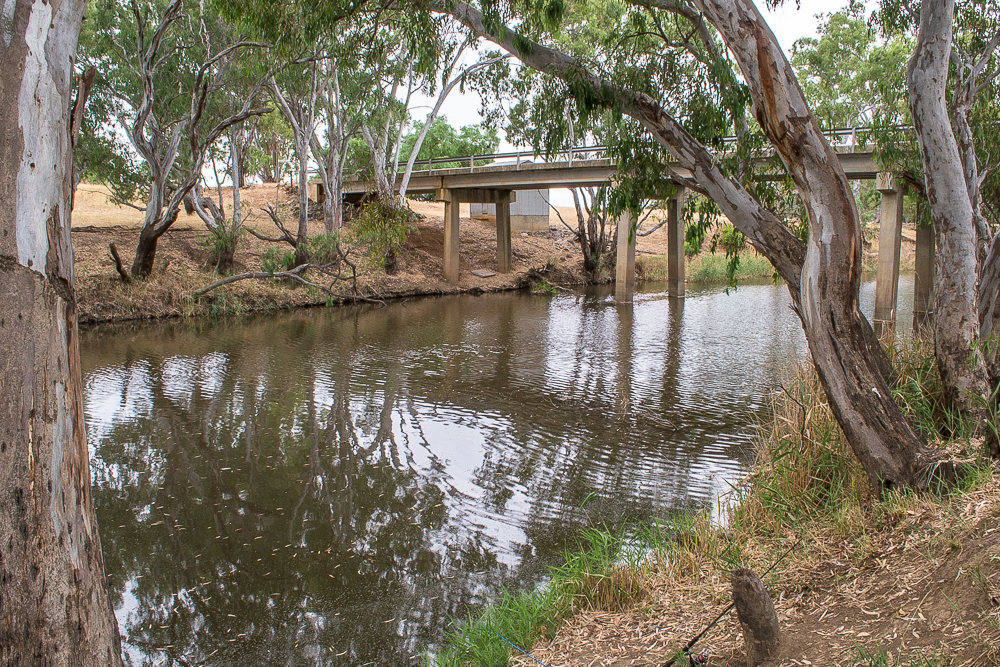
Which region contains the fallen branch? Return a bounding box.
[188,261,381,303]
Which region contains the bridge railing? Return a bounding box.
[328,126,905,184]
[398,126,888,176]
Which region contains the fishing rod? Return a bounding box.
[661,535,803,667]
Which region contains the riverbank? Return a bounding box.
[73,183,789,323]
[432,342,1000,667]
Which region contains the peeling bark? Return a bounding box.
[0,0,123,663]
[907,0,992,413]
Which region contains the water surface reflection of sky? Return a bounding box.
[81,278,903,666]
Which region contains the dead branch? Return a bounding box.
[188,258,379,303]
[109,242,131,283]
[249,203,298,246]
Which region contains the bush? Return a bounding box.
[350,199,412,274]
[717,223,746,254]
[200,224,246,274]
[261,246,295,275]
[307,232,341,266]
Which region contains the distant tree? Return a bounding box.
[399,116,500,167]
[791,10,912,130]
[78,0,270,278]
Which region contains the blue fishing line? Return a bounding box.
[489,629,552,667]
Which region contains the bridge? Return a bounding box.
[332,131,928,336]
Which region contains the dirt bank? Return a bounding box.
[71,184,639,323]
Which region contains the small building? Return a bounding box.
[470,188,550,233]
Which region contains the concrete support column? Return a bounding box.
[874,173,905,337]
[913,222,935,332]
[443,193,461,283]
[667,189,687,298]
[496,192,512,273]
[615,210,636,302]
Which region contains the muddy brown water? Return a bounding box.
[80,276,910,666]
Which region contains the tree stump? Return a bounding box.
[731,568,781,666]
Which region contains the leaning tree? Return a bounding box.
[0,0,123,663]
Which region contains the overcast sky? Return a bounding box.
[414,0,842,144]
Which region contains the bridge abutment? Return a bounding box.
[437,188,515,283]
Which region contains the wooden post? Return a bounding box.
[615,209,636,302]
[874,173,905,337]
[667,189,687,298]
[913,221,935,332]
[444,192,460,283]
[732,569,781,666]
[497,191,512,273]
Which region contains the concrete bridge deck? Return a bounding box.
[341,150,882,196]
[333,141,926,335]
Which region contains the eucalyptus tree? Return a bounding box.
[78,0,270,278]
[310,55,360,233]
[1,0,124,662]
[433,0,956,492]
[354,14,441,205]
[269,61,322,265]
[791,10,912,131]
[397,32,510,198]
[904,0,1000,432]
[793,2,1000,432]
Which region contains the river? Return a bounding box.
[80,275,911,666]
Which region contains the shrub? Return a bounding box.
[308,232,341,266]
[350,199,412,274]
[261,246,295,275]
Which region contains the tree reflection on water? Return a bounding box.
[82,286,805,665]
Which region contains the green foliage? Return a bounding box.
[791,10,911,130]
[399,116,500,167]
[717,224,745,255]
[201,223,246,259]
[262,246,296,274]
[307,232,342,266]
[350,200,412,269]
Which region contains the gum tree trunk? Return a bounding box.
[0,0,124,664]
[907,0,992,412]
[442,0,934,492]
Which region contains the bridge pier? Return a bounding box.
[667,189,687,298]
[874,173,906,338]
[913,222,935,332]
[437,188,515,283]
[496,192,512,274]
[615,210,636,302]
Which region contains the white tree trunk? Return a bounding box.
[907,0,992,411]
[0,0,123,662]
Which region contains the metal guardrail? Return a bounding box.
[317,126,901,184]
[399,126,885,176]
